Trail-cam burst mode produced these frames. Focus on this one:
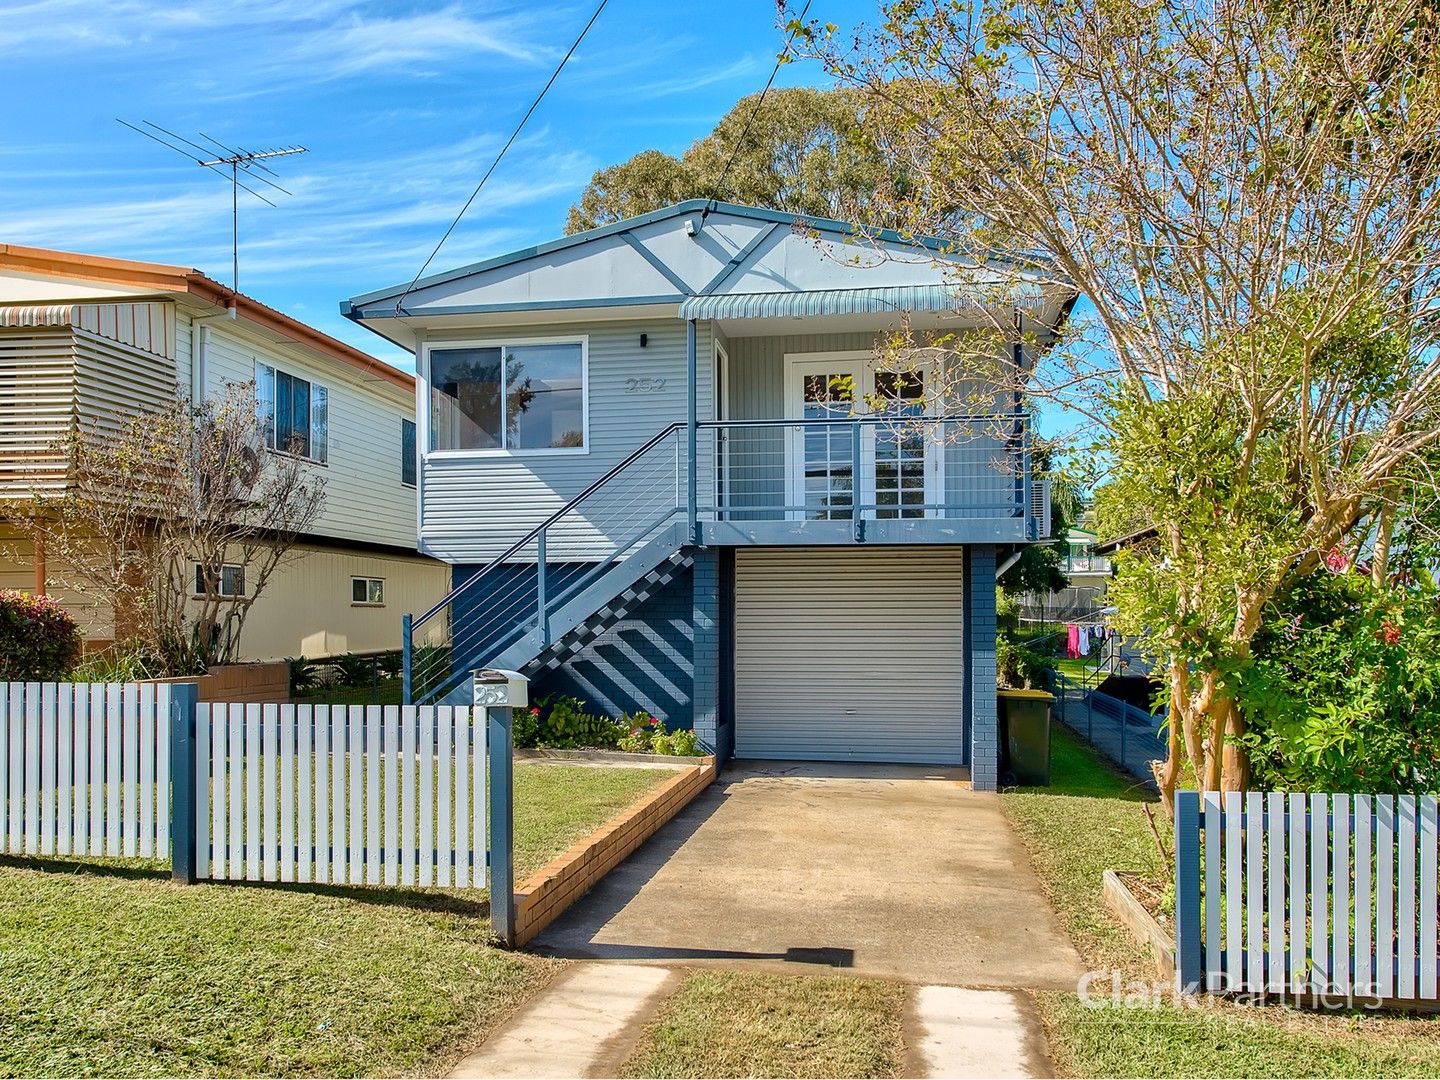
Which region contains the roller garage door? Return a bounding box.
[733,547,966,764]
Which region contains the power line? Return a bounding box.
[701,0,813,224]
[393,0,610,315]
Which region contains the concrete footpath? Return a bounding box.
[448,962,1053,1079]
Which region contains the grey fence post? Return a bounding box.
[168,682,201,884]
[1175,789,1204,994]
[476,668,527,948]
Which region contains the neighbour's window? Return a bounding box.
[257,361,328,462]
[401,419,417,487]
[195,563,245,597]
[351,577,384,605]
[428,341,584,452]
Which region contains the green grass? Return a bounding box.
[1050,658,1107,688]
[0,763,672,1078]
[512,763,674,878]
[1002,727,1440,1078]
[622,970,907,1079]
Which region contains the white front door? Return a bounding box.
[783,354,940,521]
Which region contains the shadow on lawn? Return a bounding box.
[0,853,492,919]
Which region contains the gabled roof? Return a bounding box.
[343,200,1074,344]
[0,243,412,392]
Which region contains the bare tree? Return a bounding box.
[39,382,325,672]
[799,0,1440,810]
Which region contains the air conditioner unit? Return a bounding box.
[1030,476,1052,540]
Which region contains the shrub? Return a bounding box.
[534,695,624,749]
[71,644,161,683]
[330,653,372,687]
[287,656,322,696]
[1239,568,1440,792]
[0,591,82,681]
[514,706,541,749]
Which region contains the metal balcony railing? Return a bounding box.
[403,411,1037,704]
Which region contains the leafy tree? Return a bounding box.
[34,383,325,673]
[800,0,1440,811]
[565,87,897,233]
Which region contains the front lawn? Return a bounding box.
[622,970,907,1079]
[0,762,672,1078]
[1003,726,1440,1077]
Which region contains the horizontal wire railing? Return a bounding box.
[405,411,1036,703]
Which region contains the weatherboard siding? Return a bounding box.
[418,319,714,564]
[197,316,419,552]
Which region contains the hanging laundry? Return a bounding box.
[1066,623,1080,659]
[1077,625,1091,657]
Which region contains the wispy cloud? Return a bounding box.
[623,56,762,100]
[0,0,550,86]
[293,7,549,76]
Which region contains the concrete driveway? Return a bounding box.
[532,761,1086,989]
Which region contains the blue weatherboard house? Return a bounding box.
[344,202,1074,789]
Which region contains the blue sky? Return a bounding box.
[0,0,885,371]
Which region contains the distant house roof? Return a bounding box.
[1094,526,1159,555]
[0,243,412,392]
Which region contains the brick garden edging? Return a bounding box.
[140,662,290,704]
[513,755,717,946]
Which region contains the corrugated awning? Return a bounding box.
[678,283,1050,321]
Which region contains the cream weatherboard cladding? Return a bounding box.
[417,319,715,563]
[733,547,967,765]
[196,319,420,553]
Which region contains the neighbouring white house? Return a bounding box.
[0,243,448,660]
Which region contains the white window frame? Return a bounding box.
[194,562,245,598]
[256,360,329,465]
[781,351,942,522]
[418,335,590,460]
[350,576,385,607]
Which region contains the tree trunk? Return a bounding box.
[1372,500,1394,588]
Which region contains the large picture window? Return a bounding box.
[257,361,328,463]
[428,340,585,453]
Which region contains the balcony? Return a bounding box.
[694,414,1041,546]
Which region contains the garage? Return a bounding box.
[732,547,967,764]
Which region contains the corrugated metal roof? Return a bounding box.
[678,283,1049,320]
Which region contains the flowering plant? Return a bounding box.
[0,590,82,680]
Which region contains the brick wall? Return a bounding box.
[513,756,717,946]
[449,561,699,729]
[691,549,719,752]
[966,545,999,789]
[141,662,290,704]
[536,563,696,727]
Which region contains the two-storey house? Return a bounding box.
[344,202,1074,787]
[0,243,448,660]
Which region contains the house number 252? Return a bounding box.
[625,377,667,393]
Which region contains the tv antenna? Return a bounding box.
[117,119,308,295]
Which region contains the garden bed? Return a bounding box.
[514,756,717,946]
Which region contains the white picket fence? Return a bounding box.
[1176,791,1440,1001]
[194,703,488,887]
[1,683,492,892]
[1,682,175,859]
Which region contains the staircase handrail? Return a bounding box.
[409,421,686,630]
